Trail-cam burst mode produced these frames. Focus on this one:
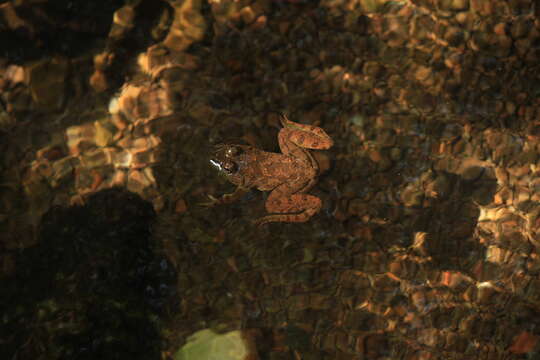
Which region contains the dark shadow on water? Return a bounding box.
[1,188,175,359]
[404,168,498,270]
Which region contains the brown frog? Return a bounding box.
[208,115,333,225]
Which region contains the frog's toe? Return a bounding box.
[199,194,220,207]
[253,216,270,227]
[279,114,292,125]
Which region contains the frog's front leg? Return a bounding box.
[278,115,334,154]
[203,186,249,207]
[254,184,322,225]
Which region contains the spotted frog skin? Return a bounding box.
[209,115,333,225]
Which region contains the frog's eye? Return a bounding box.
[222,160,238,174]
[225,146,242,158]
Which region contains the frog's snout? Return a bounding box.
[210,153,238,175]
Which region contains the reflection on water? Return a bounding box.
[2,0,540,358]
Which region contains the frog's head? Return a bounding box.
[210,144,249,184]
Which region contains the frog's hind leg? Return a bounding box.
[279,115,334,150]
[254,186,322,226]
[277,128,320,173]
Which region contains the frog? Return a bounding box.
[208,115,333,225]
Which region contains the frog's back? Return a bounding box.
[254,152,316,191]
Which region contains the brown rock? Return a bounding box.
[89,70,108,93]
[175,198,188,213]
[27,58,68,111]
[240,6,256,24]
[510,18,532,39]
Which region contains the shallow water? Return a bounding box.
[2,0,540,359]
